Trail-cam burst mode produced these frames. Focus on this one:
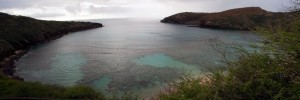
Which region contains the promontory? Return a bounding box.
[161,7,294,30]
[0,12,103,78]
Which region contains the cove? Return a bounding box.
[15,19,260,97]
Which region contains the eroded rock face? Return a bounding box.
[161,7,290,30]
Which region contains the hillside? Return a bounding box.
[0,12,103,78]
[160,10,300,99]
[161,7,293,30]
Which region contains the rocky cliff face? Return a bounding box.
[161,7,289,30]
[0,12,103,78]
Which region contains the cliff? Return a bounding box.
[161,7,291,30]
[0,12,103,78]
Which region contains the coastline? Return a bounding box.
[0,23,103,80]
[0,50,27,80]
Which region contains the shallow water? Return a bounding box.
[15,19,260,97]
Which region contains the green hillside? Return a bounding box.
[0,12,105,99]
[161,7,295,30]
[0,12,103,60]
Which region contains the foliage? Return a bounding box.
[160,51,300,99]
[0,12,101,60]
[0,12,104,99]
[259,17,300,57]
[0,74,105,100]
[161,7,293,30]
[109,91,138,100]
[0,73,140,100]
[159,14,300,100]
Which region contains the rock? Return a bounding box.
[12,76,24,81]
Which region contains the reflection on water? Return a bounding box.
[15,19,260,97]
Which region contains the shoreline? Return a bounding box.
[0,23,103,80]
[0,50,27,80]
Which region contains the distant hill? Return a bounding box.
[161,7,293,30]
[0,12,102,60]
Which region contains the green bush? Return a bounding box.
[159,14,300,100]
[0,75,105,100]
[160,50,300,100]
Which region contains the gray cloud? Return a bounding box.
[0,0,292,20]
[88,5,131,14]
[65,4,82,14]
[30,13,65,18]
[0,0,35,9]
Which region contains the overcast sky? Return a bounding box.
[0,0,292,20]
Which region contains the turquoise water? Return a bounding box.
[50,52,86,86]
[16,52,86,86]
[134,53,192,68]
[15,19,260,97]
[92,75,112,91]
[134,53,200,74]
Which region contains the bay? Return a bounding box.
[15,19,260,97]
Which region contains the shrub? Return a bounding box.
[0,75,105,100]
[159,15,300,100]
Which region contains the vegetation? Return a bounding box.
[1,5,299,100]
[159,50,300,99]
[0,12,102,60]
[161,7,295,30]
[159,11,300,100]
[0,12,104,99]
[0,74,105,99]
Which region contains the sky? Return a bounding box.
[0,0,292,20]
